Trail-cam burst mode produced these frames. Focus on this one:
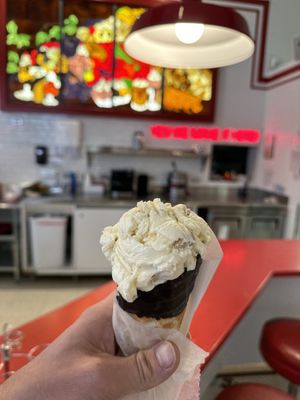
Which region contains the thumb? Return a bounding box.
[107,341,180,397]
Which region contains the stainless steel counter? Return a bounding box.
[19,187,288,210]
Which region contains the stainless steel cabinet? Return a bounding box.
[0,206,20,279]
[207,206,286,239]
[247,217,279,238]
[246,208,286,239]
[209,217,244,239]
[207,207,247,239]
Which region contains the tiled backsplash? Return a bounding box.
[0,114,84,185]
[0,112,205,188]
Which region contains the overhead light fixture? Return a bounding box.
[124,0,255,69]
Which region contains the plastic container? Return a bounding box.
[30,216,67,269]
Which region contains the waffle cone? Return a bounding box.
[131,309,185,330]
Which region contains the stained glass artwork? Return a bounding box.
[114,6,163,112]
[62,1,114,107]
[5,0,61,107]
[163,69,212,115]
[2,0,216,120]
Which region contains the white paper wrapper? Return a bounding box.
[112,232,223,400]
[180,231,223,336]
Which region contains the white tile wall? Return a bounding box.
[0,114,85,185]
[0,113,205,187]
[0,143,40,185]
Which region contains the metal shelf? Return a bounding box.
[0,267,15,273]
[87,146,199,159]
[31,268,110,276]
[0,207,20,279]
[0,235,15,242]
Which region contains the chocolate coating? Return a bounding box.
[117,255,202,319]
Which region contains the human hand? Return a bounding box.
[0,293,180,400]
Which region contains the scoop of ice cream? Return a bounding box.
[100,198,212,302]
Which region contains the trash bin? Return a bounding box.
[30,216,67,269]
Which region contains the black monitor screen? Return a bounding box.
[211,145,249,178]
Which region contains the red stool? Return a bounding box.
[260,318,300,395]
[215,383,295,400]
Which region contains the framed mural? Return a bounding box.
[0,0,217,121]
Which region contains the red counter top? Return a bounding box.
[191,240,300,363]
[3,240,300,371]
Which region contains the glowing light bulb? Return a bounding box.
[175,23,204,44]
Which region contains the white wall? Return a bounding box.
[251,78,300,237]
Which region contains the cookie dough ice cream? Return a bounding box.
[100,198,212,328]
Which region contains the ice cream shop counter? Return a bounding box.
[19,189,288,277]
[3,240,300,397]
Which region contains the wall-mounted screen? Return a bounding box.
[211,145,249,181]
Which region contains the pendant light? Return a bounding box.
[124,0,255,68]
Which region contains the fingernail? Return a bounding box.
[154,341,176,369]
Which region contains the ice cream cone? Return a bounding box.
[100,198,212,332]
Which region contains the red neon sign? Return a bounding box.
[190,127,219,141]
[173,126,188,139]
[150,125,261,144]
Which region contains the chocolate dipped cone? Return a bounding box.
[117,256,202,330]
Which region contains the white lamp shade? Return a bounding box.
[124,1,255,69]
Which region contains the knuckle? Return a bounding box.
[135,351,155,386]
